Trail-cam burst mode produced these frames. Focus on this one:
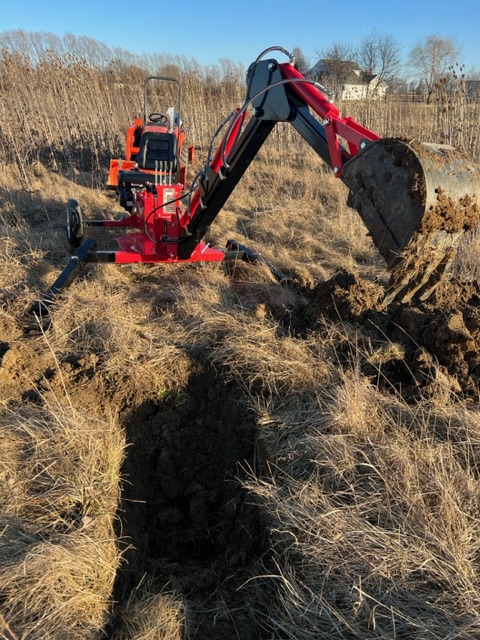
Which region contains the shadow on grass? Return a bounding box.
[110,359,266,639]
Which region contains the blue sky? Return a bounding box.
[2,0,480,72]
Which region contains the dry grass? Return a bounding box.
[1,34,480,640]
[240,384,480,639]
[111,583,186,640]
[213,146,378,284]
[454,225,480,281]
[0,399,125,639]
[46,274,193,404]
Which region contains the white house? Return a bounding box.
[308,59,387,100]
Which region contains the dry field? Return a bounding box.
[1,38,480,639]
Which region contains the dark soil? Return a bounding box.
[296,270,480,400]
[110,360,265,639]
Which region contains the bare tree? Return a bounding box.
[408,34,461,103]
[357,31,402,82]
[292,46,310,76]
[466,66,480,80]
[312,41,357,95]
[218,57,245,84]
[317,42,357,63]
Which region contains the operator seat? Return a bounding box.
[136,131,178,173]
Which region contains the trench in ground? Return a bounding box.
[110,360,266,639]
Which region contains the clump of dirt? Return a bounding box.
[301,270,385,323]
[111,360,265,639]
[297,270,480,399]
[422,189,479,234]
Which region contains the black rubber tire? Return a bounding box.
[66,199,84,248]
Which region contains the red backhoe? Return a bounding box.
[36,46,480,313]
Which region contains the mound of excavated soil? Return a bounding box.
[298,271,480,399]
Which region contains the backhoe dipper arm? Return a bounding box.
[179,54,480,305]
[178,57,379,259]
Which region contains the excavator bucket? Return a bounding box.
[342,138,480,303]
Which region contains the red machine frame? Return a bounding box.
[38,51,389,311]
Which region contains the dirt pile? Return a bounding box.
[299,270,480,399]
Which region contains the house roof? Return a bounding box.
[309,59,386,87]
[309,59,360,78]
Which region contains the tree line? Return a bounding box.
[1,29,477,105]
[1,28,479,184]
[293,32,478,104]
[0,29,246,87]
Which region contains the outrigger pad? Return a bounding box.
[342,138,480,303]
